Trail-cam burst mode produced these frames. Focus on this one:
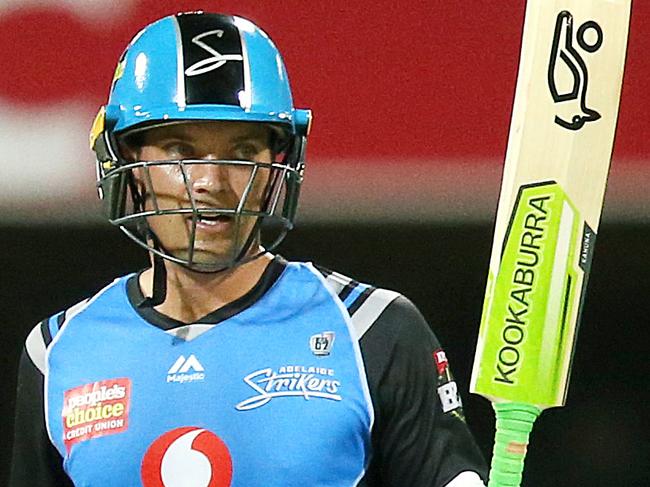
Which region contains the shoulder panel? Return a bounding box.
[350,288,400,340]
[24,293,92,375]
[25,321,49,375]
[55,277,124,329]
[314,265,354,295]
[311,264,400,340]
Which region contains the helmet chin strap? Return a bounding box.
[139,230,168,308]
[137,223,263,309]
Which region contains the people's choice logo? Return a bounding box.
[141,427,233,487]
[62,378,131,451]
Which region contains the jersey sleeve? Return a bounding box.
[359,295,488,487]
[10,320,74,487]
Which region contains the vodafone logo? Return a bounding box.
[141,427,233,487]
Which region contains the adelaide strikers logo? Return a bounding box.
[141,427,233,487]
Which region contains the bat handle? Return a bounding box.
[487,402,542,487]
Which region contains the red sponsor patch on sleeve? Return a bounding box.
[62,378,131,451]
[432,348,449,376]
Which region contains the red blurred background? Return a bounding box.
[0,0,647,222]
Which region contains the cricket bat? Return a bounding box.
[470,1,632,486]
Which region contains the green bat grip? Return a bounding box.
[488,402,542,487]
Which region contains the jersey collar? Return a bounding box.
[126,255,287,330]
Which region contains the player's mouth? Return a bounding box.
[187,214,234,233]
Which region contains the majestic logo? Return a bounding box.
[310,331,335,356]
[185,30,244,77]
[62,378,131,451]
[141,427,233,487]
[167,355,205,384]
[235,365,342,411]
[548,11,604,131]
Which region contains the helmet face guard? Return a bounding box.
[94,121,306,272]
[90,12,311,273]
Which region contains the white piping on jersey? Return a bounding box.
[350,288,400,340]
[43,278,123,452]
[165,323,215,341]
[305,263,375,487]
[25,323,48,374]
[443,470,486,487]
[322,270,353,295]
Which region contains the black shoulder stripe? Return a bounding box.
[313,264,333,279]
[27,321,50,374]
[338,280,359,302]
[56,311,66,329]
[39,318,53,346]
[348,286,374,316]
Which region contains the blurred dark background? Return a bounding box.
[1,222,648,486]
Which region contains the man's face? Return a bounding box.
[124,121,276,269]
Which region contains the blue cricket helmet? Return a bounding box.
[106,12,311,133]
[90,12,312,275]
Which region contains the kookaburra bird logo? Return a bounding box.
[548,11,604,131]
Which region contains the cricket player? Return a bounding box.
[10,12,487,486]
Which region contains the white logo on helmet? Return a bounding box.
[185,30,244,77]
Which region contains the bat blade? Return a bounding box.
[471,0,631,409]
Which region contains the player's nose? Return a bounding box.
[189,157,229,196]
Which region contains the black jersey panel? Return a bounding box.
[358,296,488,487]
[9,348,73,487]
[39,319,53,346]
